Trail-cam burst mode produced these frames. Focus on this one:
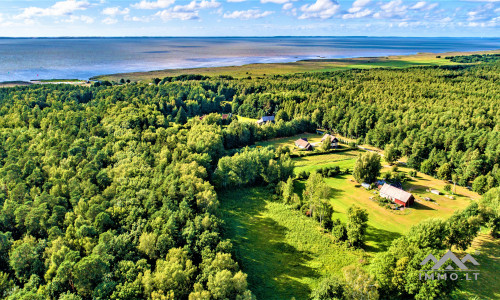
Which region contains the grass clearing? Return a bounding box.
[235,115,258,123]
[220,187,365,300]
[254,132,321,149]
[453,234,500,300]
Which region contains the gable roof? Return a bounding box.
[380,183,413,203]
[257,116,275,123]
[295,138,312,149]
[321,134,338,143]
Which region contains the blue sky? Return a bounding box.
[0,0,498,37]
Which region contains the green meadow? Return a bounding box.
[219,188,366,300]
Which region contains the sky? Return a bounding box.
[0,0,498,37]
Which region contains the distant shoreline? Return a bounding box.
[2,48,499,87]
[91,49,500,83]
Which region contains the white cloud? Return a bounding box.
[173,0,221,12]
[16,0,90,19]
[461,0,499,2]
[131,0,175,10]
[411,1,426,10]
[343,8,372,19]
[299,0,340,19]
[467,3,497,21]
[155,10,199,20]
[410,1,438,11]
[102,7,130,16]
[62,15,94,23]
[227,0,246,2]
[348,0,371,13]
[223,9,274,19]
[373,0,408,19]
[261,0,289,3]
[283,3,293,10]
[102,17,118,24]
[153,0,221,21]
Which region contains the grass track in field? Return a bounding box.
[220,187,365,300]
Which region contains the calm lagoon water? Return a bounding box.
[0,37,499,82]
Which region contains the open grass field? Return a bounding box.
[453,233,500,300]
[219,187,366,300]
[92,49,500,82]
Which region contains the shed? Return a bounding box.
[379,184,414,207]
[430,189,440,195]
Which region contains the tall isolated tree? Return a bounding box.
[353,152,382,183]
[304,172,332,226]
[346,205,368,247]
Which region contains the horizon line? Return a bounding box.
[1,35,499,39]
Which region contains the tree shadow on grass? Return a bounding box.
[411,201,436,211]
[363,226,402,253]
[220,188,318,299]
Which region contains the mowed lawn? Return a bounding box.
[291,150,476,253]
[219,187,366,300]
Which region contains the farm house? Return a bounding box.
[295,138,313,150]
[379,183,415,207]
[321,134,339,148]
[257,115,275,125]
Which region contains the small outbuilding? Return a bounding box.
[257,115,275,125]
[430,189,440,195]
[295,138,313,151]
[321,134,339,148]
[379,183,414,207]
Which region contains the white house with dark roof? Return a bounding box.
[257,116,275,125]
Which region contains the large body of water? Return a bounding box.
[1,37,499,82]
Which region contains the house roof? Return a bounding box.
[321,134,339,143]
[380,183,413,203]
[295,138,312,149]
[258,116,275,123]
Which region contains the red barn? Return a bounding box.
[379,184,414,207]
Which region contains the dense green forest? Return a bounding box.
[0,61,498,299]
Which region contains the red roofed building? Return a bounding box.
[379,183,414,207]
